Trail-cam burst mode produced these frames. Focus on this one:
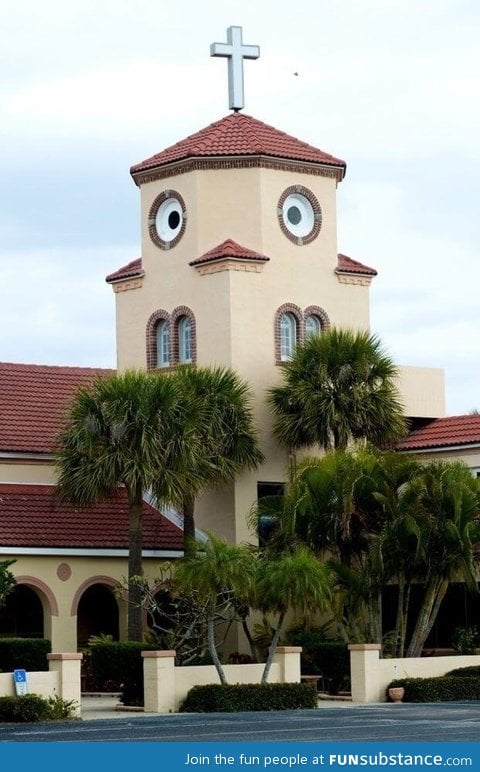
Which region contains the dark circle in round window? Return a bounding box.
[168,210,180,230]
[287,205,302,225]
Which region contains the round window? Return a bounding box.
[278,186,322,245]
[149,191,186,249]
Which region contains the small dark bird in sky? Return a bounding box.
[294,72,299,76]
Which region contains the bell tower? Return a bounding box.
[105,29,385,544]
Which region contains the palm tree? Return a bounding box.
[56,370,194,641]
[405,461,480,657]
[171,366,264,556]
[0,560,16,608]
[255,547,332,683]
[268,328,406,452]
[172,534,257,684]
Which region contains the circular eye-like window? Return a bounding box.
[149,191,186,249]
[278,186,322,245]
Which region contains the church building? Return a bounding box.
[1,27,479,652]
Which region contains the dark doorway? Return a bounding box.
[0,585,44,638]
[77,584,119,648]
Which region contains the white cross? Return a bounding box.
[210,26,260,112]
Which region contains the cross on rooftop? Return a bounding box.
[210,26,260,112]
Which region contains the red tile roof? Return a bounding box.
[0,362,114,454]
[398,415,480,450]
[336,253,377,277]
[189,238,270,266]
[131,113,346,176]
[105,257,143,284]
[0,484,182,550]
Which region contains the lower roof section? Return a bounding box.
[0,483,183,552]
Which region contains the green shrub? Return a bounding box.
[0,694,51,722]
[47,694,78,720]
[446,665,480,678]
[0,639,51,672]
[285,630,349,694]
[387,676,480,702]
[179,682,317,713]
[89,641,157,706]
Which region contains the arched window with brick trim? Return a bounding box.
[171,306,196,366]
[304,305,330,339]
[145,309,170,370]
[274,303,303,363]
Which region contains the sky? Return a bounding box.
[1,0,479,415]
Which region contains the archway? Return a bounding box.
[76,584,120,648]
[0,585,44,638]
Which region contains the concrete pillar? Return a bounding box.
[348,643,382,703]
[47,653,83,716]
[273,646,302,683]
[142,650,176,713]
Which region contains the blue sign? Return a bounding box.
[13,668,28,695]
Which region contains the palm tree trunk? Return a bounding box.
[182,495,196,558]
[207,610,227,685]
[128,499,144,641]
[406,579,443,657]
[261,612,285,685]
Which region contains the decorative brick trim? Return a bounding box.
[170,306,197,366]
[141,650,176,658]
[194,258,267,275]
[146,309,170,370]
[303,305,330,333]
[132,156,344,186]
[148,190,187,250]
[274,303,303,364]
[277,185,322,246]
[336,274,374,287]
[111,278,143,293]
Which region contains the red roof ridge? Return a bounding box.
[106,257,143,284]
[131,113,346,176]
[336,253,377,277]
[189,238,270,266]
[0,361,114,374]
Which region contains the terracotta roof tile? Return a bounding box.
[398,414,480,450]
[131,113,346,176]
[0,484,182,550]
[189,238,270,266]
[105,257,143,284]
[0,362,114,454]
[336,253,377,277]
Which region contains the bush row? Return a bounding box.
[0,639,51,672]
[387,675,480,702]
[179,682,317,713]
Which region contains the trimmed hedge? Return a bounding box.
[446,666,480,679]
[387,676,480,702]
[89,641,157,706]
[179,682,317,713]
[0,638,51,672]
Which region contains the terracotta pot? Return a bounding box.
[388,686,405,703]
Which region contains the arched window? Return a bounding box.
[178,316,193,364]
[156,319,170,368]
[305,314,321,338]
[280,313,297,361]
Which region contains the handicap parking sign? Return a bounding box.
[13,669,28,696]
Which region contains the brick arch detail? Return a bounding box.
[15,575,59,617]
[70,576,123,617]
[146,308,170,370]
[170,305,197,365]
[274,302,303,364]
[303,305,331,332]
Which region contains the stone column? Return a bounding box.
[273,646,302,683]
[348,643,382,703]
[47,653,83,716]
[142,650,176,713]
